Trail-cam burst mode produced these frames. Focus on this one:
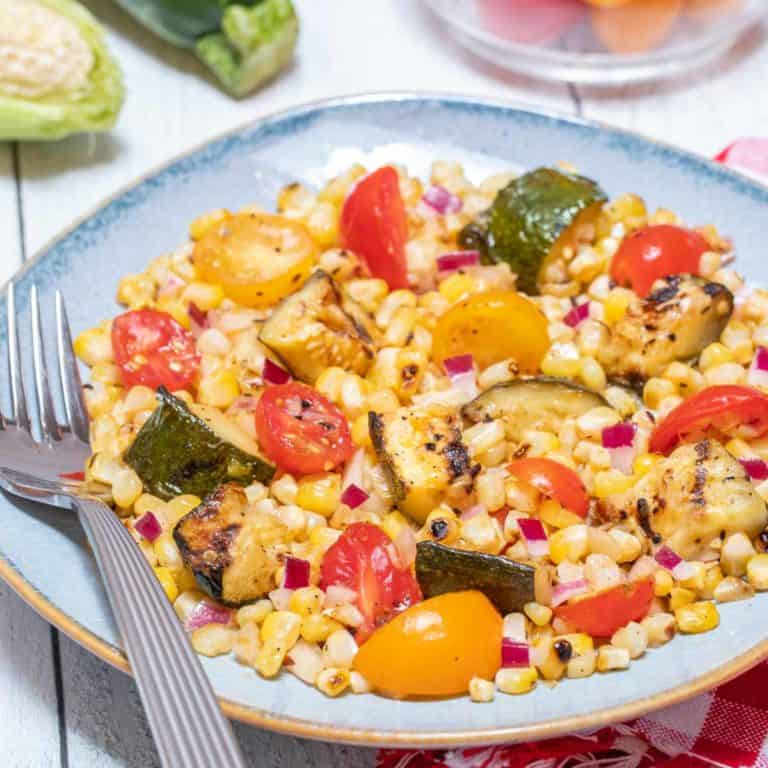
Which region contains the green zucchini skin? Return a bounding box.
[124,387,275,500]
[459,167,606,295]
[415,541,536,614]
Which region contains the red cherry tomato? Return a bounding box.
[320,522,422,643]
[507,457,590,518]
[111,309,199,390]
[254,382,354,475]
[340,166,409,290]
[554,577,654,637]
[478,0,586,44]
[610,224,709,297]
[650,385,768,455]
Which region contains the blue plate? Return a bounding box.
[3,94,768,748]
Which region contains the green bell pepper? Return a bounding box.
[112,0,298,97]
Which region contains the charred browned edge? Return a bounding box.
[368,411,406,505]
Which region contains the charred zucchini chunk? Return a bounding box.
[415,541,535,614]
[259,270,375,383]
[597,275,734,388]
[369,407,472,524]
[602,439,767,560]
[174,484,288,606]
[459,167,606,295]
[462,376,608,443]
[124,388,275,500]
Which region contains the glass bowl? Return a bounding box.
[423,0,767,85]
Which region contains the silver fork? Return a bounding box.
[0,282,247,768]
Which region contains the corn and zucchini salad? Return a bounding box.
[74,158,768,702]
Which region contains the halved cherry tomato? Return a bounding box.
[432,290,550,371]
[353,591,502,697]
[194,212,316,308]
[650,385,768,455]
[554,577,654,637]
[340,166,408,290]
[320,522,422,643]
[507,457,590,518]
[477,0,586,44]
[111,309,199,390]
[610,224,709,297]
[254,382,354,475]
[591,0,683,55]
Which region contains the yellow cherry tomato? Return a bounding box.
[353,591,502,698]
[193,212,316,308]
[591,0,683,54]
[432,290,550,371]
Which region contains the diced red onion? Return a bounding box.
[342,449,365,492]
[748,348,768,389]
[518,518,549,558]
[602,422,636,449]
[263,358,291,386]
[283,556,310,589]
[551,579,589,608]
[501,639,531,668]
[134,511,162,542]
[422,185,463,215]
[654,545,683,571]
[672,561,698,582]
[341,483,369,509]
[444,354,477,398]
[394,525,417,569]
[741,458,768,481]
[436,251,480,273]
[187,301,208,330]
[609,445,636,475]
[564,302,590,328]
[186,600,231,631]
[460,503,486,522]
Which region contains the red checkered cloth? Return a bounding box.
[376,141,768,768]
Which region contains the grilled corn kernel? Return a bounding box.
[381,511,411,544]
[296,473,341,517]
[633,453,662,477]
[539,500,583,530]
[699,565,724,600]
[461,513,505,555]
[301,613,344,644]
[309,525,342,552]
[325,603,364,629]
[112,467,143,509]
[469,676,495,703]
[181,281,225,312]
[284,639,324,685]
[165,495,201,525]
[642,613,676,647]
[654,569,674,597]
[153,566,178,602]
[153,533,183,571]
[643,377,676,409]
[316,668,350,698]
[705,362,746,387]
[747,554,768,590]
[523,602,552,627]
[74,324,114,366]
[556,633,594,657]
[674,602,720,634]
[714,576,754,603]
[603,289,632,325]
[464,420,506,458]
[677,561,707,592]
[439,272,476,303]
[549,525,589,565]
[289,587,325,617]
[597,645,630,672]
[189,208,229,240]
[315,366,347,402]
[669,587,696,610]
[351,414,372,448]
[495,667,538,695]
[117,273,155,307]
[593,470,636,499]
[318,164,366,207]
[323,629,358,669]
[541,346,581,378]
[232,623,261,667]
[611,622,648,659]
[236,599,274,626]
[272,475,299,506]
[566,651,597,679]
[197,368,240,408]
[190,625,235,658]
[608,529,642,563]
[579,356,607,391]
[476,469,507,512]
[306,202,339,247]
[257,611,302,678]
[721,532,756,577]
[349,671,372,695]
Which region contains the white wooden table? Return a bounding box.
[2,2,768,765]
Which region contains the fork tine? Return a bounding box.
[55,291,89,443]
[7,282,30,433]
[30,285,61,443]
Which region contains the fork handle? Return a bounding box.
[75,497,248,768]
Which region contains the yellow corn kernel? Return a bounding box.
[566,651,597,679]
[461,513,505,555]
[605,193,647,230]
[154,295,191,329]
[306,202,340,247]
[699,342,734,372]
[438,272,476,304]
[643,377,676,409]
[674,601,720,634]
[257,611,302,678]
[541,350,582,379]
[699,565,724,600]
[296,473,341,517]
[232,622,261,667]
[301,613,343,644]
[603,289,632,326]
[175,567,198,593]
[747,554,768,590]
[555,633,594,657]
[611,621,648,659]
[469,676,495,703]
[351,413,372,448]
[278,182,316,215]
[593,470,636,499]
[316,667,350,697]
[318,164,366,207]
[153,566,178,602]
[536,644,566,682]
[495,667,538,695]
[153,532,183,571]
[678,562,707,592]
[189,208,230,240]
[90,362,122,385]
[190,624,235,657]
[165,495,201,525]
[523,602,552,627]
[74,324,114,366]
[669,587,696,610]
[309,525,342,552]
[654,569,674,597]
[112,467,143,509]
[549,525,589,565]
[597,645,631,672]
[289,587,325,617]
[181,281,225,311]
[117,273,155,308]
[633,453,662,477]
[315,366,347,402]
[713,576,754,603]
[579,356,607,391]
[534,500,579,531]
[237,599,274,626]
[197,368,240,408]
[380,511,410,544]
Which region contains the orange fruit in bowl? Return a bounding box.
[591,0,684,54]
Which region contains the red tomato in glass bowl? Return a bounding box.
[111,309,200,390]
[508,457,589,518]
[650,385,768,455]
[320,522,422,643]
[340,166,409,290]
[610,224,709,297]
[254,382,354,475]
[477,0,586,44]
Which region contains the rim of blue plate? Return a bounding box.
[3,91,768,748]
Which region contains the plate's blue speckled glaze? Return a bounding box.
[3,94,768,748]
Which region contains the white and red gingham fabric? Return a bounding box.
[376,141,768,768]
